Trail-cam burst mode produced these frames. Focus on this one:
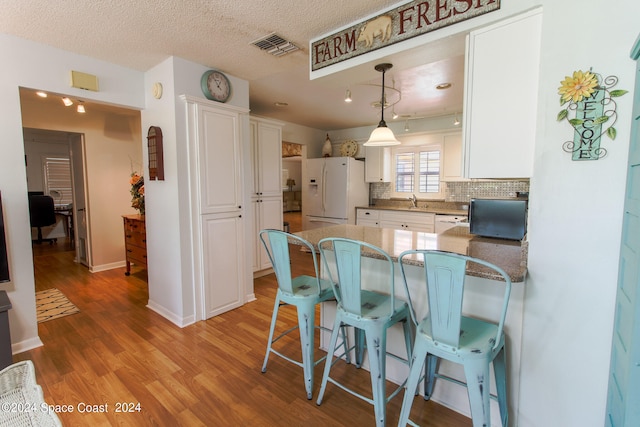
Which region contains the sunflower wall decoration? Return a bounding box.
[557,69,627,160]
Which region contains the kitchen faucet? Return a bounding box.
[410,194,418,208]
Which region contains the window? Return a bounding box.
[43,156,73,205]
[392,145,442,199]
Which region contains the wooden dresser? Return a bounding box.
[122,214,146,275]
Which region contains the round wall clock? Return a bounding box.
[340,140,358,157]
[201,70,231,103]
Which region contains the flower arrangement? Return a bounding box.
[130,172,145,215]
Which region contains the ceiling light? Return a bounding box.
[453,112,461,126]
[364,63,401,147]
[392,108,398,120]
[77,102,85,113]
[344,89,352,103]
[274,101,288,107]
[62,97,73,106]
[436,83,452,90]
[404,120,410,132]
[36,91,47,98]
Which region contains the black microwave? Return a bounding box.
[469,198,528,240]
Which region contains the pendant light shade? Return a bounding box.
[364,63,401,147]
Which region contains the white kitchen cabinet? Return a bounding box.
[356,208,380,227]
[379,210,435,233]
[463,8,542,178]
[201,212,245,318]
[442,132,464,181]
[182,95,249,320]
[250,117,284,273]
[251,118,284,198]
[365,146,391,182]
[252,197,283,272]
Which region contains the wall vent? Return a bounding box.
[250,33,299,57]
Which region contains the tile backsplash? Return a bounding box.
[371,180,530,202]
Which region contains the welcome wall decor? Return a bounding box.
[557,69,628,161]
[311,0,500,71]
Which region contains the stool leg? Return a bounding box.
[463,358,492,427]
[365,325,387,427]
[297,300,315,400]
[424,354,438,400]
[493,346,508,426]
[398,339,428,427]
[262,294,281,373]
[316,314,343,405]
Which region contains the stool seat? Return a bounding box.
[317,238,414,427]
[259,229,349,400]
[397,250,512,427]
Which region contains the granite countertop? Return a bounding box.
[357,205,469,216]
[293,224,527,283]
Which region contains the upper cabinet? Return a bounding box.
[365,146,391,183]
[251,118,283,198]
[462,8,542,179]
[442,133,463,181]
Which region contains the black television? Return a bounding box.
[0,192,9,283]
[469,198,528,241]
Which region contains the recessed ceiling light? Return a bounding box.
[274,102,288,107]
[436,83,452,90]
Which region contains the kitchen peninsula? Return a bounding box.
[293,224,527,422]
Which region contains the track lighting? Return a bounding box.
[62,97,73,107]
[344,89,352,103]
[77,102,85,113]
[454,112,461,126]
[404,120,410,132]
[36,91,47,98]
[364,63,401,147]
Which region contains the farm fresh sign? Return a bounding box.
[311,0,500,71]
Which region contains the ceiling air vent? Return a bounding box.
[250,33,299,57]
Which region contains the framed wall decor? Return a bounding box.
[147,126,164,180]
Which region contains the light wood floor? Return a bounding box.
[17,221,470,426]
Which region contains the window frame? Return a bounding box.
[390,143,443,200]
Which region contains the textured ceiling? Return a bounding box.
[1,0,465,130]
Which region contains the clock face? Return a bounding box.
[340,140,358,157]
[201,70,231,103]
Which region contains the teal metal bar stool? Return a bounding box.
[316,237,414,427]
[259,229,349,400]
[397,250,512,427]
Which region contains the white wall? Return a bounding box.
[141,56,252,326]
[519,2,638,426]
[20,94,142,269]
[0,33,145,352]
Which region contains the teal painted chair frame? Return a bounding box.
[259,229,349,400]
[397,250,512,427]
[317,237,414,427]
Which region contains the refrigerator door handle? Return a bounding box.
[321,163,327,212]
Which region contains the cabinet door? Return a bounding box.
[202,212,244,318]
[443,133,463,181]
[365,146,391,182]
[255,121,283,197]
[198,104,242,214]
[252,196,283,271]
[463,9,542,178]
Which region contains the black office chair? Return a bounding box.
[28,195,57,244]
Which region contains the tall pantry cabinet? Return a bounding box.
[182,95,249,319]
[250,117,284,274]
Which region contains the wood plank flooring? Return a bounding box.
[17,216,471,426]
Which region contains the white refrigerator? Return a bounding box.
[303,157,369,230]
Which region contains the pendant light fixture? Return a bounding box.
[364,63,400,146]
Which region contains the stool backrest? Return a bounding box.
[319,237,396,318]
[398,250,512,351]
[259,229,321,295]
